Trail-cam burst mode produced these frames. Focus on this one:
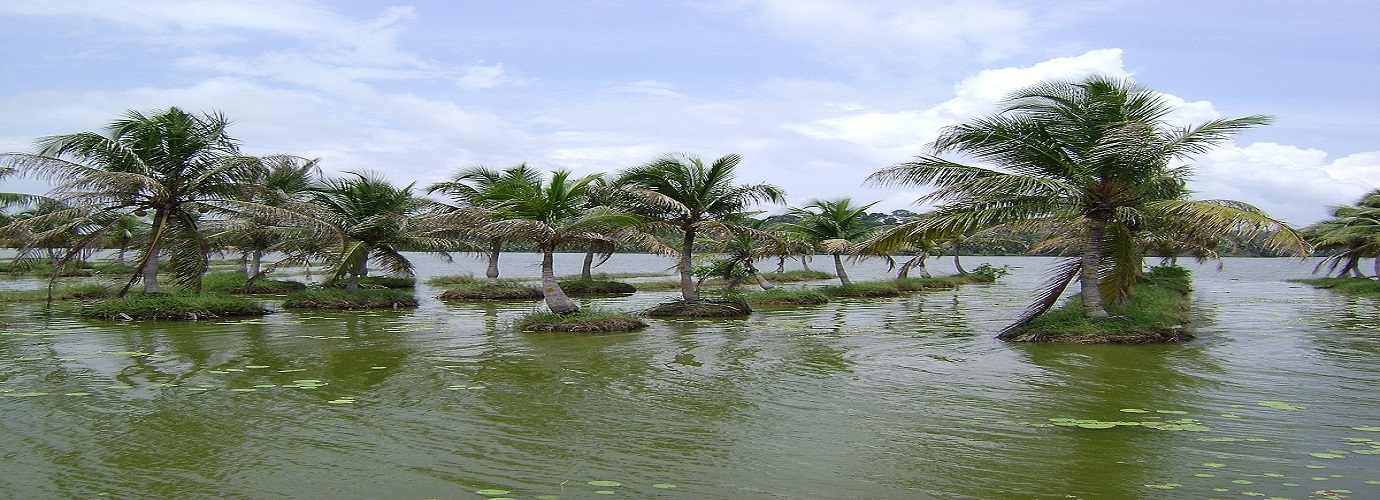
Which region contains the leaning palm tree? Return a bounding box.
[427,163,544,285]
[210,155,325,278]
[484,169,642,314]
[868,75,1307,323]
[308,172,454,291]
[0,107,263,294]
[615,153,785,302]
[1305,189,1380,278]
[773,197,883,286]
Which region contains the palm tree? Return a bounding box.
[616,153,785,302]
[1305,189,1380,278]
[484,169,642,314]
[774,197,883,286]
[211,155,325,278]
[309,172,454,291]
[427,164,543,285]
[868,75,1306,321]
[1,107,263,294]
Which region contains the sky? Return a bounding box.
[1,0,1377,226]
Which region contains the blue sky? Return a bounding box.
[2,0,1377,225]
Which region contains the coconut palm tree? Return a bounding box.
[427,163,543,285]
[210,155,325,278]
[308,171,454,291]
[868,75,1307,322]
[615,153,785,302]
[774,197,883,286]
[1305,189,1380,278]
[0,107,263,294]
[484,169,642,314]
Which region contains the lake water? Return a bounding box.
[0,254,1377,499]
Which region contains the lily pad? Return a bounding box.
[651,483,677,489]
[1309,453,1345,459]
[1258,401,1304,410]
[475,489,511,496]
[1351,426,1380,432]
[1119,408,1149,413]
[588,480,622,487]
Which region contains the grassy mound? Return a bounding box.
[201,271,308,294]
[892,273,994,291]
[514,309,648,332]
[743,288,830,306]
[436,282,543,300]
[0,282,120,302]
[558,280,637,295]
[282,289,419,310]
[1293,277,1380,297]
[761,270,834,282]
[821,282,901,298]
[1001,266,1194,343]
[332,276,416,289]
[643,298,752,317]
[81,293,269,320]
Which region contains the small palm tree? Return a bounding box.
[427,164,543,285]
[774,198,883,286]
[485,169,642,314]
[616,153,785,302]
[211,155,325,278]
[869,76,1306,323]
[1305,189,1380,278]
[309,172,454,291]
[1,107,263,294]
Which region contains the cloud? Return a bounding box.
[458,63,515,90]
[1196,143,1380,226]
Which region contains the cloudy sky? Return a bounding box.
[2,0,1377,225]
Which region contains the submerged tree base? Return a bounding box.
[642,298,752,318]
[1001,266,1194,344]
[514,309,648,332]
[81,293,269,320]
[282,289,419,310]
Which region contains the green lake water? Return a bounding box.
[1,255,1377,499]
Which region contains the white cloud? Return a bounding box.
[458,63,513,90]
[1196,143,1380,225]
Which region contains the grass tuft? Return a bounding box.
[1292,277,1380,297]
[514,309,647,332]
[81,293,269,320]
[820,282,901,298]
[761,270,834,282]
[743,288,830,306]
[436,282,543,300]
[282,288,419,310]
[557,280,637,295]
[201,271,308,294]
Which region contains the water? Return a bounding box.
[1,254,1377,499]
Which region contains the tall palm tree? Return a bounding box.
[427,164,543,285]
[484,169,642,314]
[1,107,263,294]
[1305,189,1380,278]
[309,172,454,291]
[616,153,785,302]
[774,197,883,286]
[868,75,1306,321]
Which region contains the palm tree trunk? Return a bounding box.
[141,241,162,293]
[1081,216,1110,318]
[833,253,851,286]
[747,260,775,290]
[250,249,263,277]
[1373,256,1379,279]
[800,255,813,271]
[581,244,595,281]
[541,248,580,314]
[346,258,366,291]
[952,242,968,274]
[679,228,700,302]
[485,237,502,285]
[774,256,785,273]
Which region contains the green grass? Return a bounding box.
[80,293,269,320]
[820,282,902,298]
[0,282,120,302]
[282,288,419,309]
[1292,277,1380,297]
[557,280,637,295]
[201,271,308,294]
[892,273,995,291]
[436,282,543,300]
[513,309,647,332]
[742,288,830,306]
[331,276,416,289]
[1003,266,1194,343]
[761,270,835,282]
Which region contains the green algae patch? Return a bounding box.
[282,288,418,310]
[1000,265,1193,343]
